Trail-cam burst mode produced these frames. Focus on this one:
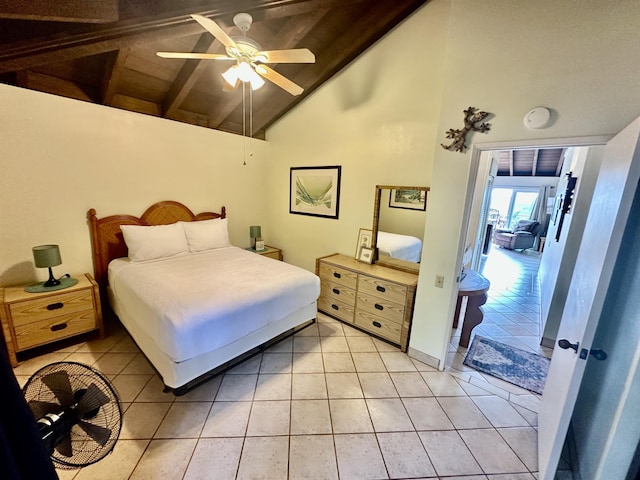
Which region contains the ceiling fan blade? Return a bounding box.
[77,420,112,447]
[257,49,315,64]
[191,14,238,50]
[156,52,232,60]
[42,371,74,406]
[255,65,303,96]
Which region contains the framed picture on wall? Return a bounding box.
[355,228,373,258]
[389,189,427,210]
[290,166,342,219]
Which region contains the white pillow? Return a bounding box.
[121,223,189,262]
[181,218,231,252]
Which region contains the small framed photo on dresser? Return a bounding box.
[355,228,373,258]
[357,246,374,264]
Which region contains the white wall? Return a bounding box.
[0,85,270,286]
[265,0,449,272]
[539,147,603,344]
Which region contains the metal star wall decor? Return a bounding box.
[441,107,492,153]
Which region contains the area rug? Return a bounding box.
[463,335,550,394]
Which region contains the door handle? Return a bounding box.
[558,339,579,352]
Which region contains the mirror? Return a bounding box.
[371,185,430,273]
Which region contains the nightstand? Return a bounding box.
[0,273,104,367]
[248,245,283,261]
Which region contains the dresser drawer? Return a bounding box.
[356,291,405,324]
[321,279,357,307]
[358,275,407,305]
[318,263,358,290]
[10,289,94,326]
[318,295,355,324]
[14,309,97,350]
[354,310,402,344]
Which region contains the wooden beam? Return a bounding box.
[161,33,222,117]
[111,94,161,117]
[532,148,540,176]
[0,0,119,23]
[101,49,130,105]
[19,71,96,102]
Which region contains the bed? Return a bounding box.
[88,201,320,393]
[377,231,422,263]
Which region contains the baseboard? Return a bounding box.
[407,347,440,369]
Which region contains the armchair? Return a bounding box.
[493,220,542,251]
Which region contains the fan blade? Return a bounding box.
[42,371,74,406]
[156,52,233,60]
[28,400,61,420]
[257,48,315,64]
[55,432,73,457]
[77,420,111,447]
[255,65,303,96]
[191,14,238,50]
[76,383,110,416]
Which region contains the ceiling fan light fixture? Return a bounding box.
[222,65,240,87]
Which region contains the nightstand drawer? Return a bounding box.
[318,295,355,324]
[14,309,97,350]
[354,310,402,344]
[357,291,405,324]
[320,279,357,307]
[358,275,407,304]
[318,263,358,290]
[9,289,94,326]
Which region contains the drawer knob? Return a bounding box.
[333,272,341,279]
[374,304,384,311]
[372,321,382,328]
[50,322,68,332]
[47,302,64,311]
[332,288,340,295]
[331,304,339,311]
[376,286,386,293]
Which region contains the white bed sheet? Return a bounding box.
[108,246,320,363]
[377,231,422,262]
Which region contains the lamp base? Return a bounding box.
[25,276,78,293]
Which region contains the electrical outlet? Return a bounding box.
[435,275,444,288]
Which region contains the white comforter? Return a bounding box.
[377,231,422,262]
[108,247,320,363]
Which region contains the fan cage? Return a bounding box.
[22,361,123,469]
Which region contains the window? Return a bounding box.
[489,187,539,229]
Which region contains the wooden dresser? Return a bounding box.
[0,273,104,366]
[316,253,418,351]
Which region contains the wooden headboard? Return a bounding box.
[87,200,226,307]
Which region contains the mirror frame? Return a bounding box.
[372,185,430,273]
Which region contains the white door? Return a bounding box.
[538,116,640,479]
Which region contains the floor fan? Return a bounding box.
[22,361,122,469]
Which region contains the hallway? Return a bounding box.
[447,245,553,390]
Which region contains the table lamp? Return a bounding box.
[33,244,62,287]
[249,226,265,251]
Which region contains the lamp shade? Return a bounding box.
[249,226,262,239]
[33,245,62,268]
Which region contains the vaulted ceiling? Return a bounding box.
[496,148,566,177]
[0,0,428,139]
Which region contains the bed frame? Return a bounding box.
[87,200,315,394]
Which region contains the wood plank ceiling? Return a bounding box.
[0,0,428,139]
[496,148,566,177]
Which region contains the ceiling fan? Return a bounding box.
[157,13,315,96]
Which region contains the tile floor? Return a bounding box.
[14,308,541,480]
[448,245,552,376]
